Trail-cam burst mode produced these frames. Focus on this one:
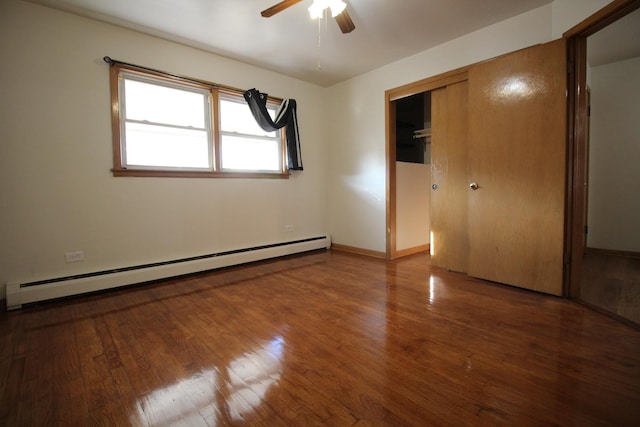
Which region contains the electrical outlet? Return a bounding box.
[65,250,85,263]
[285,225,294,232]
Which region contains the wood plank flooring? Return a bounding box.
[1,250,639,426]
[580,249,640,325]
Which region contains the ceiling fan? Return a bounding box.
[261,0,356,34]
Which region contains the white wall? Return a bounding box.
[551,0,613,38]
[396,162,430,251]
[0,0,328,296]
[587,56,640,252]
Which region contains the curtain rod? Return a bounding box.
[102,56,282,101]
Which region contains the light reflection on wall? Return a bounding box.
[131,335,285,426]
[343,172,385,206]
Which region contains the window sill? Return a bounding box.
[111,168,290,179]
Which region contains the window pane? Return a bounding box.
[221,135,280,171]
[220,98,277,136]
[125,122,210,168]
[125,78,207,128]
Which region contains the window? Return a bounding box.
[109,64,287,178]
[219,93,282,172]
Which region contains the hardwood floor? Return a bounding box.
[580,249,640,325]
[1,250,639,426]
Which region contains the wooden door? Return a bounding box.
[467,39,567,295]
[430,81,469,272]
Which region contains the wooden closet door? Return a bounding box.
[467,38,567,295]
[430,81,469,272]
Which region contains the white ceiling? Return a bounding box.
[28,0,554,86]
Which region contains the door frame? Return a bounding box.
[564,0,640,297]
[384,68,468,259]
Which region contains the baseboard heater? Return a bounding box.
[6,236,330,310]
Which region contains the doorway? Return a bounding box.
[566,0,640,325]
[394,92,432,258]
[385,68,468,260]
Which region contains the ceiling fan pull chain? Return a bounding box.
[316,12,323,70]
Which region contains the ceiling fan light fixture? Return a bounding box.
[308,1,325,19]
[329,0,347,17]
[308,0,347,19]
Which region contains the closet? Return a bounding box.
[388,38,566,296]
[394,93,432,256]
[395,92,431,164]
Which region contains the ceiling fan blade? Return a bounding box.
[261,0,304,17]
[335,8,355,33]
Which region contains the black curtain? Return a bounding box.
[243,88,303,170]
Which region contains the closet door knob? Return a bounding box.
[469,182,479,190]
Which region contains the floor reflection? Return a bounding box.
[429,275,436,305]
[2,251,639,425]
[132,335,285,426]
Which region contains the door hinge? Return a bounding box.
[584,225,588,234]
